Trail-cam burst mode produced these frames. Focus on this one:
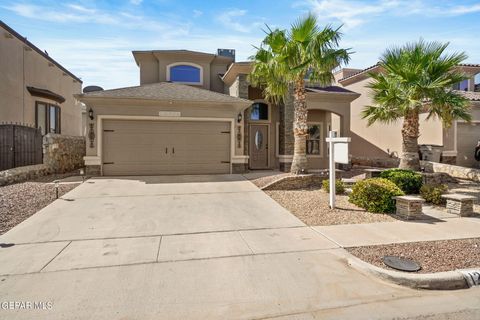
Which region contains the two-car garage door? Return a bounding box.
[102,120,231,175]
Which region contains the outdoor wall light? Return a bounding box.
[88,108,94,120]
[237,113,243,123]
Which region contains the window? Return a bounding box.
[36,102,61,135]
[306,124,321,155]
[452,79,469,91]
[167,64,202,84]
[250,102,269,121]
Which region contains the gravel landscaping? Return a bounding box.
[0,173,80,235]
[265,188,397,226]
[348,238,480,273]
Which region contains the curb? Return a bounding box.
[346,253,468,290]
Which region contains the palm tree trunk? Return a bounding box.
[399,109,420,171]
[291,79,309,174]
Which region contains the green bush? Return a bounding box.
[420,184,448,205]
[379,168,422,194]
[322,179,345,194]
[349,178,404,213]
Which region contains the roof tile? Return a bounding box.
[78,82,251,104]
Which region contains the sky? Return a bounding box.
[1,0,480,89]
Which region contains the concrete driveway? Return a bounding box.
[1,175,479,319]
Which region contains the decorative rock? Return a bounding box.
[441,194,476,217]
[394,195,425,220]
[43,133,86,174]
[262,174,331,191]
[341,178,357,188]
[351,156,399,168]
[421,172,456,185]
[365,168,384,179]
[0,164,51,186]
[421,160,480,183]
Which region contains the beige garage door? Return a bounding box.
[457,122,480,168]
[102,120,231,175]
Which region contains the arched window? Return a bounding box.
[167,63,202,84]
[250,102,269,121]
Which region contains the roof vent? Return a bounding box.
[83,85,104,93]
[217,49,235,61]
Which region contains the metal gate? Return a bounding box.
[0,124,43,171]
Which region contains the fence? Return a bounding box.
[0,123,43,171]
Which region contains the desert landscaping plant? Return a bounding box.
[249,13,350,174]
[349,178,404,213]
[362,40,471,171]
[322,179,345,194]
[380,168,422,194]
[420,184,448,205]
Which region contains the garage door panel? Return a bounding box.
[102,120,231,175]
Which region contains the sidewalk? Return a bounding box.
[313,207,480,248]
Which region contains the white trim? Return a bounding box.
[232,155,249,164]
[456,120,480,123]
[442,151,458,156]
[96,115,235,175]
[454,120,458,153]
[278,155,293,163]
[307,122,324,158]
[83,156,101,165]
[166,62,203,85]
[275,122,280,157]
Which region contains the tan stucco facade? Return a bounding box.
[337,64,480,167]
[133,50,232,93]
[0,22,83,136]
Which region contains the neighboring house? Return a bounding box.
[78,49,359,176]
[0,21,83,136]
[334,64,480,168]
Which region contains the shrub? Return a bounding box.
[420,184,448,205]
[349,178,404,213]
[322,179,345,194]
[379,168,422,194]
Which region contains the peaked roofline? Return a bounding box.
[338,63,480,84]
[0,20,82,83]
[132,49,233,66]
[76,81,252,105]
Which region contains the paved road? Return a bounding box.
[0,175,479,319]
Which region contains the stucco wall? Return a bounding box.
[0,24,82,136]
[136,52,231,93]
[342,77,443,159]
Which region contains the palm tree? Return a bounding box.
[362,40,472,171]
[249,14,350,174]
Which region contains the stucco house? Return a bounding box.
[0,21,83,136]
[333,64,480,168]
[78,49,359,176]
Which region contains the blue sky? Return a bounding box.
[1,0,480,89]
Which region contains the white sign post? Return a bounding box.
[326,131,351,209]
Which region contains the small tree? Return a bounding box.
[249,14,350,174]
[362,40,471,170]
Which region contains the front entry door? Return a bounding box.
[249,124,269,169]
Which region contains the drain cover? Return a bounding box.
[382,255,421,272]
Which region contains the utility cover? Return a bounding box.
[382,255,421,272]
